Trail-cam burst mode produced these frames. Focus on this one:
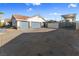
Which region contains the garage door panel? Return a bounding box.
[20,21,28,29]
[32,22,41,28]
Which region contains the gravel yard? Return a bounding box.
[0,28,79,56]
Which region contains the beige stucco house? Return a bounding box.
[11,14,46,29]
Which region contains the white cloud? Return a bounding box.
[48,12,61,16]
[68,3,77,8]
[32,3,41,6]
[25,3,41,6]
[27,8,32,11]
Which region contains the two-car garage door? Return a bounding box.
[19,21,41,29]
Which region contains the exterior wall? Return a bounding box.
[27,16,45,22]
[65,18,74,22]
[12,17,17,27]
[17,21,20,28]
[48,23,59,29]
[62,17,75,22]
[76,22,79,30]
[40,22,44,27]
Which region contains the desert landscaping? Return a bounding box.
[0,28,79,56]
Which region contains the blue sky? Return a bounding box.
[0,3,79,21]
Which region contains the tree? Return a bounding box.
[0,12,4,18]
[0,12,4,14]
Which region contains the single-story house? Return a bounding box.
[11,14,46,29]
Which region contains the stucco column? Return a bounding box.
[17,21,20,30]
[40,22,43,28]
[29,21,32,28]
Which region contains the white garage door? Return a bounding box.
[32,22,41,28]
[19,21,28,29]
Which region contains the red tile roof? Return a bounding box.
[12,14,30,21]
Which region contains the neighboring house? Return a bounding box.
[61,14,76,22]
[59,14,76,29]
[11,14,46,29]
